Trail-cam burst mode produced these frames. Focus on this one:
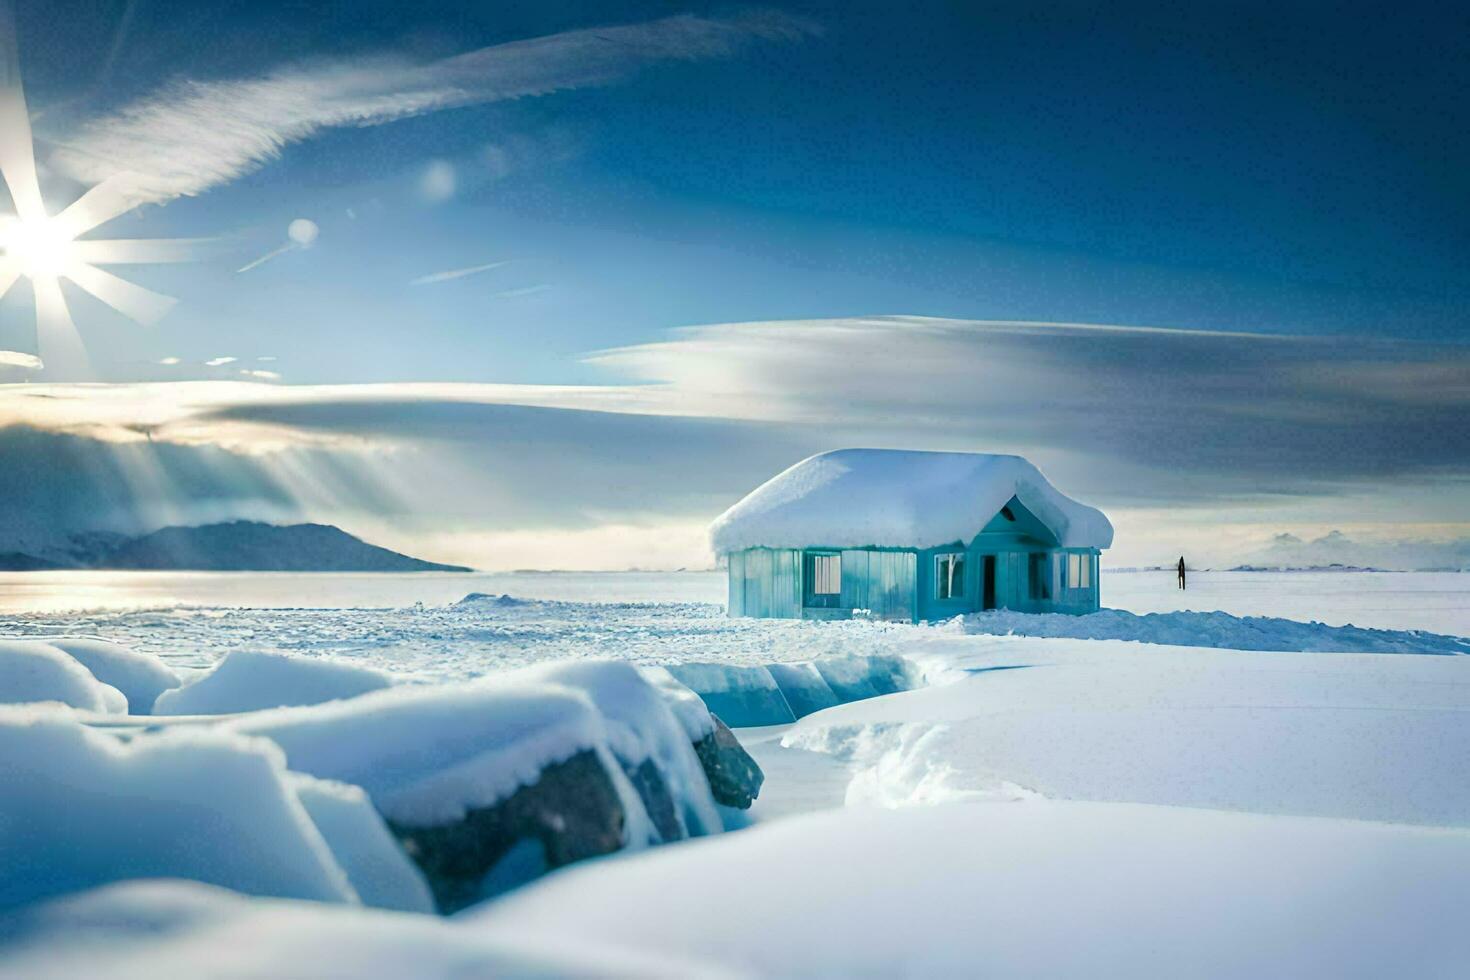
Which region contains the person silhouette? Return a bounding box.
[1177,556,1186,590]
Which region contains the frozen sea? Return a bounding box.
[0,569,1464,679]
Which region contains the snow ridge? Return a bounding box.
[961,607,1470,655]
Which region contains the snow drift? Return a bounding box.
[477,799,1470,978]
[787,636,1470,825]
[288,776,435,914]
[962,607,1470,655]
[662,653,918,726]
[0,880,720,979]
[664,661,796,726]
[154,650,395,716]
[0,641,127,714]
[709,448,1113,553]
[0,707,430,913]
[36,638,180,714]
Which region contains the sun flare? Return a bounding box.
[0,73,201,376]
[0,215,75,279]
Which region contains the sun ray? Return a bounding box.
[0,257,17,300]
[63,261,177,325]
[0,91,45,224]
[70,238,209,265]
[51,173,149,241]
[31,275,88,376]
[0,3,46,227]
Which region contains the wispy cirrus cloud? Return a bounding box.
[45,10,817,207]
[582,317,1470,494]
[5,316,1467,496]
[491,284,551,300]
[409,260,509,286]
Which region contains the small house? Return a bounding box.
[710,449,1112,622]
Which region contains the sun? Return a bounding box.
[0,215,75,279]
[1,64,199,377]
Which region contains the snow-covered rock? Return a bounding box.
[0,880,722,980]
[229,681,622,827]
[42,637,180,714]
[476,800,1470,978]
[692,715,765,809]
[4,659,757,915]
[0,641,127,714]
[709,448,1113,553]
[228,679,656,912]
[153,650,394,716]
[0,708,356,912]
[393,749,633,911]
[638,665,717,741]
[641,665,768,813]
[518,661,723,840]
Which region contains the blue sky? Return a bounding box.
[0,1,1467,568]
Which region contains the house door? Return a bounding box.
[982,555,996,610]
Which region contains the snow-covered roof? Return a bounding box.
[709,449,1113,554]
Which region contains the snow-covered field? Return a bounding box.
[1104,569,1470,634]
[2,569,1468,977]
[2,572,1466,682]
[0,569,731,615]
[479,801,1470,977]
[3,568,1468,633]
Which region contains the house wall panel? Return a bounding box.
[869,550,916,622]
[727,550,746,616]
[771,548,803,618]
[729,537,1098,620]
[840,549,871,611]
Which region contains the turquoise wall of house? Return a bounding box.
[724,496,1101,622]
[726,547,801,619]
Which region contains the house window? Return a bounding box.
[811,554,841,595]
[1028,553,1050,599]
[936,553,965,599]
[1067,553,1091,590]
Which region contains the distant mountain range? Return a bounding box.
[0,521,470,573]
[1226,563,1386,573]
